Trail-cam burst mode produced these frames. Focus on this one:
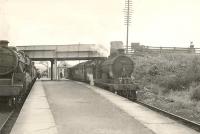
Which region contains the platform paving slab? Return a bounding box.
[10,81,58,134]
[43,80,157,134]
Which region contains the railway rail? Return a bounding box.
[0,81,34,134]
[0,109,14,134]
[134,88,200,132]
[136,100,200,132]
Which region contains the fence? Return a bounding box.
[126,46,200,55]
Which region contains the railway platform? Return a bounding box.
[10,81,58,134]
[10,80,199,134]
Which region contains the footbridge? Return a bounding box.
[16,44,108,80]
[16,44,107,60]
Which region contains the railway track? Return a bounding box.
[0,83,35,134]
[136,100,200,132]
[0,108,14,134]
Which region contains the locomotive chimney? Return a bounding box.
[110,41,124,57]
[118,49,125,55]
[0,40,9,47]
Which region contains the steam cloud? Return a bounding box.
[0,0,9,40]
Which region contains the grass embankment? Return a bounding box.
[133,54,200,123]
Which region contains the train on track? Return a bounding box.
[0,40,37,107]
[69,41,139,100]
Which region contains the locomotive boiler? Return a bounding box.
[101,54,134,78]
[0,40,37,107]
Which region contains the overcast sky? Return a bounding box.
[0,0,200,48]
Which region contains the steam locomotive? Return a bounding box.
[69,41,138,100]
[0,40,37,107]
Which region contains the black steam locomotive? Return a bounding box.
[0,40,37,107]
[69,41,138,100]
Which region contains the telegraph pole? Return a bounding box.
[124,0,133,53]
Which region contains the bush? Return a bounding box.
[159,73,189,91]
[185,56,200,82]
[145,83,167,95]
[148,64,159,76]
[134,54,200,92]
[190,86,200,101]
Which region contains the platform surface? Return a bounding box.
[43,80,155,134]
[10,80,199,134]
[10,81,58,134]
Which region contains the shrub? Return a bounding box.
[190,86,200,101]
[145,83,167,95]
[159,74,188,91]
[134,54,200,92]
[148,64,159,76]
[185,56,200,82]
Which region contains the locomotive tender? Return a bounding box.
[0,40,37,106]
[69,41,138,100]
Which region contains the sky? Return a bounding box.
[0,0,200,48]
